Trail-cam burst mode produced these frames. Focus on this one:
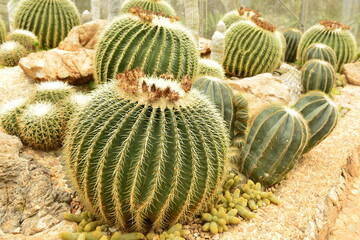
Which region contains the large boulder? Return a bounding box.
[343,62,360,86]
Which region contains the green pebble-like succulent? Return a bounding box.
[7,29,39,51]
[32,81,75,103]
[146,224,189,240]
[196,59,225,79]
[284,28,302,63]
[301,59,335,94]
[95,9,198,85]
[0,97,27,135]
[0,17,6,44]
[202,207,240,234]
[64,69,230,232]
[221,7,261,29]
[120,0,177,17]
[14,0,80,49]
[0,41,28,67]
[302,43,337,67]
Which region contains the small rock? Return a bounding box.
[343,62,360,86]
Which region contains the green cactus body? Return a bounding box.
[284,28,302,63]
[0,97,27,135]
[196,59,225,79]
[223,17,282,77]
[301,60,335,94]
[120,0,176,17]
[0,41,28,67]
[239,105,309,186]
[192,76,234,135]
[18,102,66,150]
[302,43,337,67]
[14,0,80,49]
[94,11,198,85]
[32,81,75,103]
[232,93,249,138]
[0,17,5,44]
[297,21,357,72]
[8,29,39,51]
[275,31,286,62]
[221,7,261,29]
[293,91,339,153]
[64,70,229,232]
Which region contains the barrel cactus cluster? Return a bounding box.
[120,0,177,17]
[284,28,302,63]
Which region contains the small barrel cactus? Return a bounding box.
[0,97,27,135]
[196,59,225,79]
[301,60,335,94]
[32,81,75,103]
[0,41,28,67]
[302,43,337,67]
[297,21,357,72]
[221,7,261,29]
[14,0,80,49]
[239,105,309,186]
[293,91,339,153]
[0,17,6,44]
[120,0,176,17]
[95,8,198,84]
[7,29,38,51]
[18,102,66,150]
[64,69,230,232]
[284,28,302,63]
[223,16,282,77]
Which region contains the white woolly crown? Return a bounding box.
[27,102,54,117]
[37,81,72,91]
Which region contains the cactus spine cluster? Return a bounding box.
[223,16,282,77]
[0,98,27,135]
[284,28,302,63]
[64,69,230,232]
[95,9,198,85]
[14,0,80,49]
[302,43,337,67]
[297,21,357,72]
[196,59,225,79]
[301,60,335,94]
[120,0,177,17]
[7,29,38,51]
[221,7,261,29]
[239,105,309,186]
[0,17,5,44]
[0,41,28,67]
[293,91,339,153]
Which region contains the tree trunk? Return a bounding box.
[91,0,101,20]
[108,0,122,20]
[0,0,9,30]
[184,0,200,45]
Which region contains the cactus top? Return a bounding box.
[238,7,261,19]
[249,16,276,32]
[0,98,27,115]
[128,6,180,24]
[27,102,55,117]
[10,29,37,38]
[36,81,73,92]
[320,20,350,31]
[0,41,21,51]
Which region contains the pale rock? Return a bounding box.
[343,62,360,86]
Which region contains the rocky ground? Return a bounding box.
[0,66,359,240]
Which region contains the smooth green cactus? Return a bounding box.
[146,224,189,240]
[301,59,335,94]
[293,91,339,153]
[18,102,66,150]
[202,207,240,234]
[120,0,176,17]
[221,7,261,29]
[224,16,282,77]
[302,43,337,67]
[7,29,39,51]
[94,9,198,85]
[0,17,5,44]
[284,28,302,63]
[239,105,309,186]
[32,81,75,103]
[0,97,27,135]
[64,69,230,232]
[14,0,80,49]
[196,59,225,79]
[297,21,357,72]
[275,31,287,62]
[0,41,28,67]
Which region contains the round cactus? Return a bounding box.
[120,0,176,17]
[223,16,282,77]
[0,97,27,135]
[32,81,75,103]
[14,0,80,49]
[0,17,6,44]
[293,91,339,153]
[221,7,261,29]
[301,60,335,94]
[18,102,66,150]
[64,69,230,232]
[284,28,302,63]
[297,21,357,72]
[239,105,309,186]
[275,31,286,62]
[7,29,38,51]
[196,59,225,79]
[95,8,198,85]
[61,93,91,122]
[302,43,337,67]
[0,41,28,67]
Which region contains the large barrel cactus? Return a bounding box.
[0,17,5,44]
[284,28,302,63]
[297,21,357,72]
[301,59,335,94]
[64,69,230,232]
[14,0,80,49]
[221,7,261,29]
[120,0,176,17]
[239,105,309,186]
[95,8,198,84]
[293,91,339,153]
[302,43,337,67]
[223,16,282,77]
